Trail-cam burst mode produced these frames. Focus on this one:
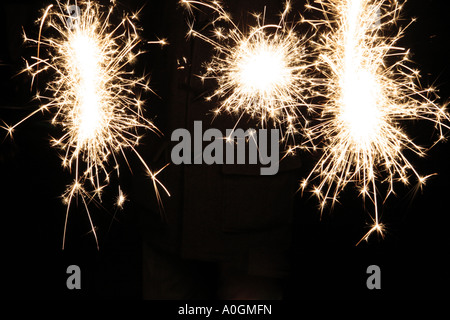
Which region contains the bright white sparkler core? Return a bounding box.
[68,32,103,144]
[237,44,289,94]
[339,69,382,146]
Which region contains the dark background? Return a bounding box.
[0,0,449,300]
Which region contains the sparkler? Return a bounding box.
[3,0,169,249]
[181,0,314,142]
[301,0,449,243]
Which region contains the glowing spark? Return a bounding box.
[116,188,126,209]
[181,0,314,142]
[302,0,449,243]
[4,0,169,249]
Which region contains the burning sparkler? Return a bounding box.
[181,0,314,142]
[301,0,449,243]
[3,0,169,249]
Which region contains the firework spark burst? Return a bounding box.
[181,0,314,143]
[3,0,169,249]
[301,0,449,243]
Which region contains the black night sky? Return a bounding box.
[0,0,449,301]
